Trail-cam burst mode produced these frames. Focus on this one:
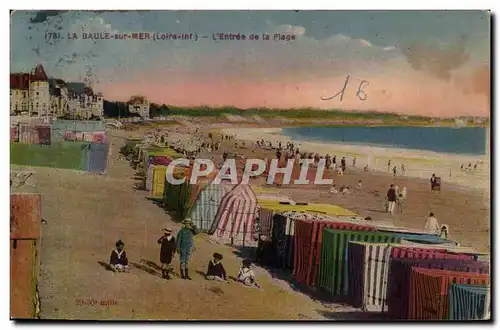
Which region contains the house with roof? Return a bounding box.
[66,82,104,119]
[10,64,104,119]
[128,95,150,119]
[10,64,50,116]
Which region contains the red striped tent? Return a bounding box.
[388,258,489,320]
[293,218,376,287]
[210,184,258,247]
[408,267,490,320]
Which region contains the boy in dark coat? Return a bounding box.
[109,240,130,272]
[157,228,176,279]
[206,253,227,282]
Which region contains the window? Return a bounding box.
[15,105,18,111]
[36,103,39,108]
[36,92,39,96]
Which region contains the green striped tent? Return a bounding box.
[163,179,193,221]
[317,228,401,298]
[448,284,490,320]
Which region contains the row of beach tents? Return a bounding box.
[123,136,491,321]
[10,120,110,174]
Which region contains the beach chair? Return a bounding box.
[432,177,442,191]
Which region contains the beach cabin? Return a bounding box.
[190,181,233,232]
[210,184,258,247]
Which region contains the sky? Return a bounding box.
[10,10,491,117]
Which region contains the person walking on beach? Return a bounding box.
[425,212,441,235]
[397,186,407,213]
[157,228,176,279]
[430,173,437,190]
[386,184,397,215]
[401,164,406,176]
[341,157,346,172]
[393,166,397,177]
[177,218,198,280]
[387,160,391,172]
[352,158,356,167]
[325,154,332,169]
[332,156,337,169]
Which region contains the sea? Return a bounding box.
[282,126,487,156]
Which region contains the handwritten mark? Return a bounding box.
[357,80,369,101]
[321,75,369,102]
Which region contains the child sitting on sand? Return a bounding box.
[329,184,338,194]
[440,224,449,240]
[109,240,131,273]
[206,253,228,282]
[237,260,260,288]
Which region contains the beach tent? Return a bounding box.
[317,228,401,297]
[10,193,42,319]
[151,166,167,199]
[293,217,376,287]
[257,200,358,217]
[123,137,142,155]
[347,242,393,312]
[190,181,233,232]
[346,241,486,314]
[387,257,488,320]
[448,284,490,320]
[408,268,489,320]
[210,184,258,247]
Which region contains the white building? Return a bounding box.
[10,64,104,119]
[128,96,150,119]
[10,64,50,116]
[65,82,104,119]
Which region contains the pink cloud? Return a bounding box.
[99,65,490,118]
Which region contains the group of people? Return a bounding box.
[385,183,408,214]
[387,160,406,177]
[108,218,260,288]
[461,162,479,171]
[329,180,363,196]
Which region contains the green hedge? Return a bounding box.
[10,142,89,170]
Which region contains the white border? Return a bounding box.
[2,2,496,329]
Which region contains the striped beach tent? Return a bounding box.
[347,242,393,312]
[210,184,258,247]
[294,219,376,288]
[257,207,275,237]
[408,267,489,320]
[387,258,489,320]
[317,228,401,298]
[448,284,490,320]
[190,182,232,232]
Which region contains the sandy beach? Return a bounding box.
[16,122,489,321]
[221,127,490,194]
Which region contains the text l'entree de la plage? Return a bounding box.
[45,32,298,42]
